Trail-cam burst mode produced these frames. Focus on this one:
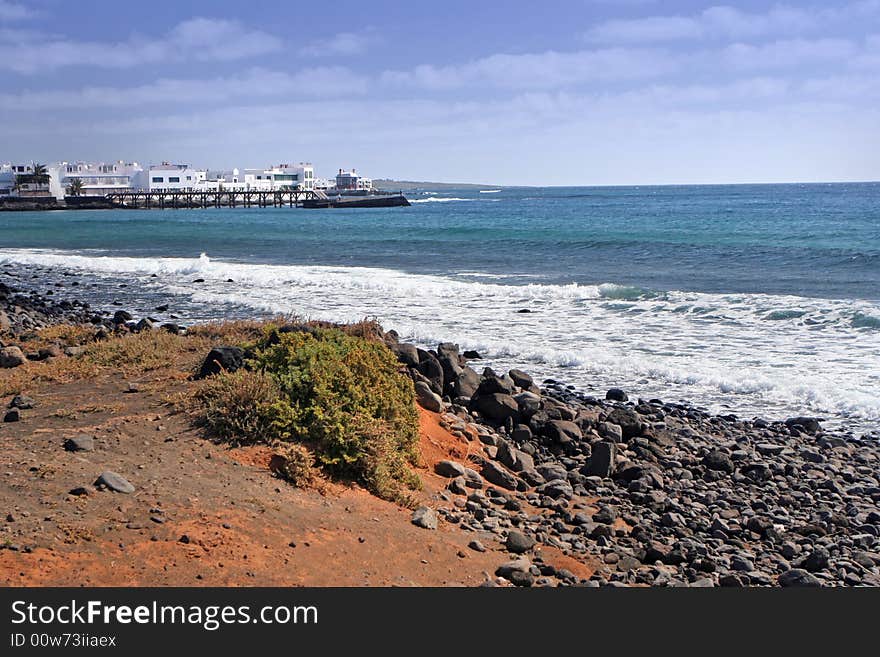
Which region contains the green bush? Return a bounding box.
[199,326,422,504]
[196,369,282,445]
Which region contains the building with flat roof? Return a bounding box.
[148,163,206,192]
[335,168,372,191]
[58,161,144,196]
[241,163,314,192]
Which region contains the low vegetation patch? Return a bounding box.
[196,325,421,505]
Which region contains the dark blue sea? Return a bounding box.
[2,183,878,432]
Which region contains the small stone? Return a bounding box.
[9,394,36,409]
[64,435,95,452]
[411,506,438,530]
[94,471,135,494]
[468,540,487,552]
[68,487,91,496]
[125,382,140,393]
[3,408,19,423]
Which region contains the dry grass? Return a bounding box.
[82,330,212,373]
[0,357,100,397]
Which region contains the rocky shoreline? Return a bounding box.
[2,278,879,587]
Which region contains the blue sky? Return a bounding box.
[1,0,878,184]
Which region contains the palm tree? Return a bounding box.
[66,178,84,197]
[29,162,49,184]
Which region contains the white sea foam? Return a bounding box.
[409,197,476,203]
[3,248,879,429]
[480,189,502,193]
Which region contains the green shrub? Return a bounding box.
[198,326,421,505]
[196,369,283,445]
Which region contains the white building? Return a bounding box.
[241,163,314,192]
[312,177,335,192]
[335,168,372,191]
[57,161,144,196]
[148,163,206,192]
[1,163,53,197]
[203,168,242,191]
[0,164,15,196]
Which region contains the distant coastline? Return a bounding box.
[373,179,504,191]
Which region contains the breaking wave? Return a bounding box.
[2,248,879,430]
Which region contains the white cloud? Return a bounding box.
[585,2,880,44]
[381,47,682,90]
[0,17,283,73]
[720,38,858,72]
[0,67,367,111]
[0,1,34,21]
[299,31,377,57]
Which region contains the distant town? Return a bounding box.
[0,160,374,200]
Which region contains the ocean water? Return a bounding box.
[1,183,878,434]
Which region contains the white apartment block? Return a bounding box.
[241,163,314,192]
[58,161,144,196]
[148,163,207,192]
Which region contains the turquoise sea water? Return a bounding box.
[1,183,879,432]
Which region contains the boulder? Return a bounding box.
[535,478,574,499]
[0,346,25,369]
[505,530,536,554]
[778,569,821,587]
[416,355,444,394]
[94,471,135,494]
[605,407,642,440]
[38,345,64,360]
[508,369,534,391]
[582,441,617,478]
[597,421,624,443]
[112,310,133,324]
[785,416,822,435]
[470,393,519,424]
[474,372,516,397]
[390,342,420,368]
[414,381,443,413]
[435,460,467,478]
[3,408,19,423]
[195,346,245,379]
[451,366,480,399]
[497,440,535,473]
[411,506,438,530]
[703,450,734,474]
[513,391,542,418]
[482,461,519,490]
[495,558,531,579]
[542,419,582,444]
[134,318,154,332]
[606,388,628,402]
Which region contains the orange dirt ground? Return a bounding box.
[0,368,596,586]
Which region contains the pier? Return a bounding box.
[104,189,329,209]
